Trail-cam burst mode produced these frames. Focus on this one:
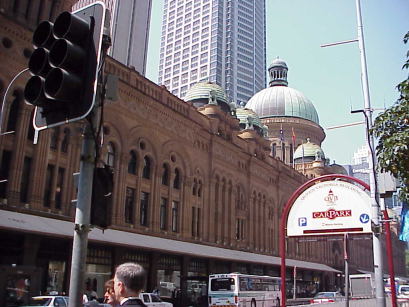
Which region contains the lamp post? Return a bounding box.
[321,1,385,306]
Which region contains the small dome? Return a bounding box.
[185,82,228,106]
[236,107,266,137]
[294,139,325,161]
[268,57,288,70]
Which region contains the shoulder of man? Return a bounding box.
[121,298,147,306]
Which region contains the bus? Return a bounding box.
[208,273,281,307]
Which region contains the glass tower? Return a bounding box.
[158,0,266,104]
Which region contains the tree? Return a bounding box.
[372,31,409,203]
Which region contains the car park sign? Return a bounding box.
[287,180,372,236]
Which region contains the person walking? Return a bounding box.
[113,262,147,307]
[104,279,119,306]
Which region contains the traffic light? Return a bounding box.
[91,166,113,229]
[24,2,106,130]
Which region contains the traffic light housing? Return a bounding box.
[24,2,106,130]
[91,166,113,229]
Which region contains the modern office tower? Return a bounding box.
[73,0,152,74]
[158,0,266,103]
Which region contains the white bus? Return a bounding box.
[208,273,281,307]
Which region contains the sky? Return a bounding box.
[145,0,409,165]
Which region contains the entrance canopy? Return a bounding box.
[0,209,339,273]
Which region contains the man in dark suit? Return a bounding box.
[114,262,147,306]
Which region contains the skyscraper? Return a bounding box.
[158,0,266,104]
[73,0,152,74]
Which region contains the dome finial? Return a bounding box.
[268,57,288,87]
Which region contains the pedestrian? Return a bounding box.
[104,279,119,306]
[113,262,147,306]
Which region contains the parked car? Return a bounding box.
[310,291,344,304]
[139,293,173,307]
[23,295,69,306]
[398,285,409,301]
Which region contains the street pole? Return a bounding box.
[68,112,98,306]
[344,233,349,307]
[68,15,110,306]
[355,1,385,306]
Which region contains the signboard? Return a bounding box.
[287,180,371,236]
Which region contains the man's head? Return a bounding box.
[114,262,146,301]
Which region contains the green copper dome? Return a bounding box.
[236,107,267,137]
[236,108,263,129]
[184,82,229,105]
[294,139,325,160]
[245,58,320,124]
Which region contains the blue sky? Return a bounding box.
[146,0,409,165]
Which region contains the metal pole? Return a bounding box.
[344,234,349,307]
[382,206,398,307]
[293,266,296,300]
[68,75,103,307]
[355,1,385,306]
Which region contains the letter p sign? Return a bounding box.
[298,217,307,227]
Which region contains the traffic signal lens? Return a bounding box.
[24,76,47,107]
[28,48,51,77]
[32,21,55,48]
[49,39,85,71]
[53,12,90,45]
[45,68,81,101]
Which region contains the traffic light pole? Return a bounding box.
[68,88,101,307]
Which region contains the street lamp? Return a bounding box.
[321,1,386,306]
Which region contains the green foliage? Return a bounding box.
[372,31,409,203]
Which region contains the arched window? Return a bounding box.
[271,143,276,157]
[142,156,151,179]
[106,142,115,167]
[282,143,286,162]
[61,128,70,152]
[161,163,169,185]
[128,151,137,174]
[290,143,293,165]
[197,180,202,197]
[6,90,21,132]
[192,178,197,195]
[173,168,181,189]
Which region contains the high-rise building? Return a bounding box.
[158,0,266,103]
[73,0,152,74]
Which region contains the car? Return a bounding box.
[22,295,69,306]
[139,292,173,307]
[398,285,409,301]
[310,291,344,304]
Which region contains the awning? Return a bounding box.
[0,209,340,273]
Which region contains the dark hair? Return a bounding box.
[115,262,146,292]
[105,279,114,291]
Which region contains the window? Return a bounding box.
[171,201,179,232]
[27,112,35,141]
[236,218,245,240]
[282,143,286,162]
[142,156,151,179]
[20,157,32,203]
[160,197,168,230]
[54,167,64,209]
[61,128,70,153]
[162,164,169,185]
[106,143,115,167]
[50,127,59,150]
[173,168,181,189]
[44,164,54,207]
[125,187,135,224]
[191,207,200,237]
[140,192,149,226]
[6,90,20,132]
[128,151,137,174]
[271,143,276,157]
